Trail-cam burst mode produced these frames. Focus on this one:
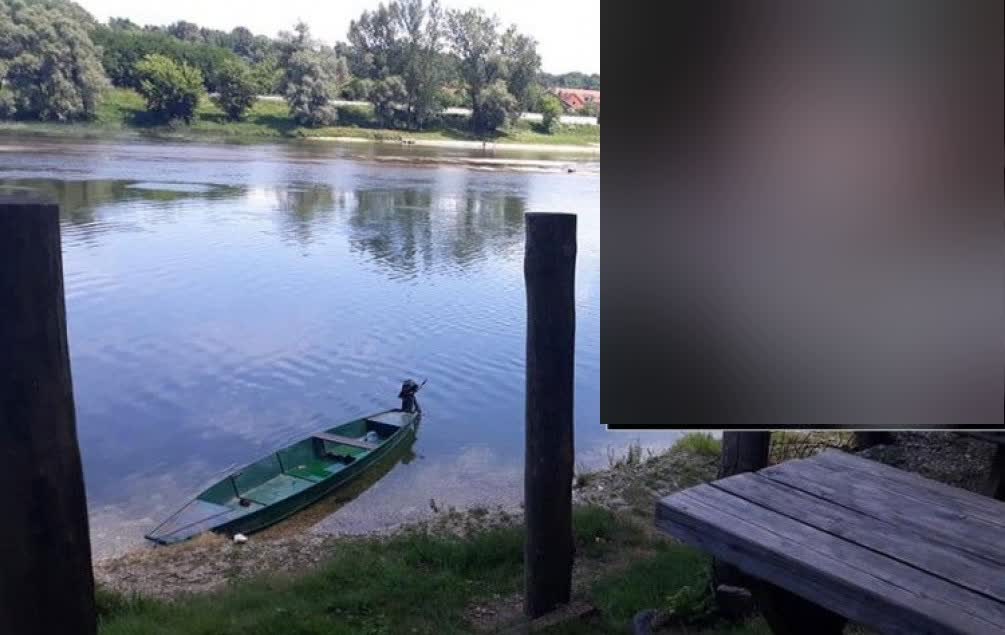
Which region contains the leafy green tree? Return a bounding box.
[213,59,257,120]
[499,26,539,111]
[348,0,444,130]
[278,22,348,127]
[445,8,539,133]
[0,0,108,121]
[538,71,599,90]
[477,79,516,132]
[445,8,500,133]
[93,24,243,92]
[539,93,562,133]
[134,53,204,123]
[248,56,281,94]
[370,75,407,128]
[167,20,200,42]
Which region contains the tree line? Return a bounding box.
[1,0,599,134]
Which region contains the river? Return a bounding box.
[0,136,679,558]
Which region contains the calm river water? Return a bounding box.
[1,136,679,558]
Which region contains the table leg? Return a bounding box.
[985,445,1005,501]
[753,581,847,635]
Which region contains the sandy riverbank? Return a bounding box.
[306,135,601,154]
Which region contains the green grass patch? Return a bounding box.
[98,507,639,634]
[672,433,723,458]
[96,507,769,635]
[1,88,600,147]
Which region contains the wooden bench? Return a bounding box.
[959,432,1005,500]
[656,450,1005,635]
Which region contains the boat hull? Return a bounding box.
[146,410,419,544]
[212,419,416,538]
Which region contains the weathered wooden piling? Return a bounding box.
[852,431,895,449]
[0,199,96,635]
[718,432,771,478]
[524,212,577,618]
[712,431,771,616]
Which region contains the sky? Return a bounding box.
[76,0,600,74]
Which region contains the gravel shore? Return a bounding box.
[94,431,998,600]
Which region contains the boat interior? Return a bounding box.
[146,411,410,543]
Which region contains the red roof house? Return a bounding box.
[552,88,600,113]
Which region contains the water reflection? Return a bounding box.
[0,137,623,560]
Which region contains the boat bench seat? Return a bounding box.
[313,432,378,450]
[241,474,314,506]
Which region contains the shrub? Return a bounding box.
[370,75,408,128]
[213,60,257,121]
[134,54,204,123]
[279,23,348,127]
[0,0,107,121]
[540,93,563,133]
[473,79,517,134]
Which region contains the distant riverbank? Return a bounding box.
[0,89,600,152]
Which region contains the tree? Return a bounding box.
[539,93,562,133]
[477,79,517,132]
[134,53,204,123]
[213,59,257,121]
[499,25,540,112]
[166,20,200,42]
[370,75,407,127]
[248,56,281,94]
[278,22,348,127]
[445,8,501,133]
[0,0,108,121]
[94,24,245,93]
[347,0,444,130]
[445,8,539,134]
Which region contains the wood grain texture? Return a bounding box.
[523,213,577,618]
[0,202,96,635]
[657,485,1004,634]
[713,472,1005,602]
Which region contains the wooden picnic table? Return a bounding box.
[656,449,1005,635]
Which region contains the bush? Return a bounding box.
[213,60,257,121]
[540,93,563,133]
[0,0,107,121]
[473,79,517,134]
[370,76,408,128]
[134,54,204,123]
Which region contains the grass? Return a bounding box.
[96,505,767,635]
[672,433,723,458]
[0,88,600,147]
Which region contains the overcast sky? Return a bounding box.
[77,0,599,74]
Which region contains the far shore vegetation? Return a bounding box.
[0,88,601,147]
[0,0,600,147]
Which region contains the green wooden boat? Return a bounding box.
[145,409,419,545]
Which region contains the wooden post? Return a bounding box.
[524,212,577,618]
[0,200,96,635]
[712,432,771,616]
[852,431,895,449]
[718,432,772,478]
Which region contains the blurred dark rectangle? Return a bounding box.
[601,0,1003,430]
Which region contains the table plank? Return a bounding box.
[760,459,1005,564]
[712,473,1005,602]
[812,450,1005,526]
[657,485,1004,634]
